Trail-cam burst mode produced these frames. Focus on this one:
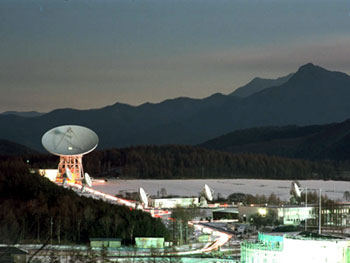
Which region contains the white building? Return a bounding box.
[241,232,350,263]
[151,197,199,208]
[238,205,315,225]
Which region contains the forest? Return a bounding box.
[0,158,169,244]
[22,145,349,181]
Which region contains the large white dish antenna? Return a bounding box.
[84,172,92,188]
[65,167,73,180]
[42,125,98,156]
[203,184,213,201]
[139,187,148,208]
[291,181,301,197]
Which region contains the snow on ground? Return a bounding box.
[92,179,350,201]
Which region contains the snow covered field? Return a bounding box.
[93,179,350,201]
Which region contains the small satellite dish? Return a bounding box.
[42,125,98,156]
[84,172,92,188]
[65,167,73,180]
[139,187,148,208]
[291,181,301,197]
[203,184,214,201]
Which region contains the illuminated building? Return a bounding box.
[38,169,58,182]
[150,197,199,208]
[320,203,350,229]
[135,237,165,248]
[241,232,350,263]
[238,205,315,225]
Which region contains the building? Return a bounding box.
[241,231,350,263]
[151,197,199,208]
[320,202,350,233]
[212,208,239,221]
[238,205,315,225]
[38,169,58,182]
[89,238,122,248]
[135,237,165,249]
[277,205,315,225]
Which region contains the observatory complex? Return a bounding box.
[36,126,350,262]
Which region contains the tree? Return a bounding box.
[344,191,350,201]
[160,188,167,197]
[250,209,281,229]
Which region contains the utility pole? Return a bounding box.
[50,217,53,245]
[305,187,308,231]
[319,189,322,235]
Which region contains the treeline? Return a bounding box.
[0,158,169,244]
[18,145,348,180]
[226,192,283,205]
[225,191,334,206]
[85,146,344,180]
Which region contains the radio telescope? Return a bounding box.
[42,125,98,186]
[291,181,302,198]
[202,184,214,201]
[139,187,149,208]
[84,173,92,188]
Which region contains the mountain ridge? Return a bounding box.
[0,63,349,153]
[230,73,294,97]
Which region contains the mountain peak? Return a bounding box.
[297,63,325,73]
[291,63,349,83]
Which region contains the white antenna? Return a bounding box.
[139,187,149,208]
[65,167,73,180]
[203,184,214,202]
[84,172,92,188]
[290,181,310,230]
[291,181,302,198]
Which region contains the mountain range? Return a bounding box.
[0,63,349,152]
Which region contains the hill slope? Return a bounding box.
[0,158,168,244]
[200,119,350,160]
[0,139,38,155]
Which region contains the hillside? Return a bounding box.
[0,157,168,244]
[200,119,350,161]
[0,139,38,155]
[0,63,349,151]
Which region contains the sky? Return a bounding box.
[1,0,350,113]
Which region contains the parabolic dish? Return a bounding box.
[84,172,92,188]
[42,125,98,156]
[65,167,73,180]
[203,184,213,201]
[292,181,301,197]
[139,187,148,208]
